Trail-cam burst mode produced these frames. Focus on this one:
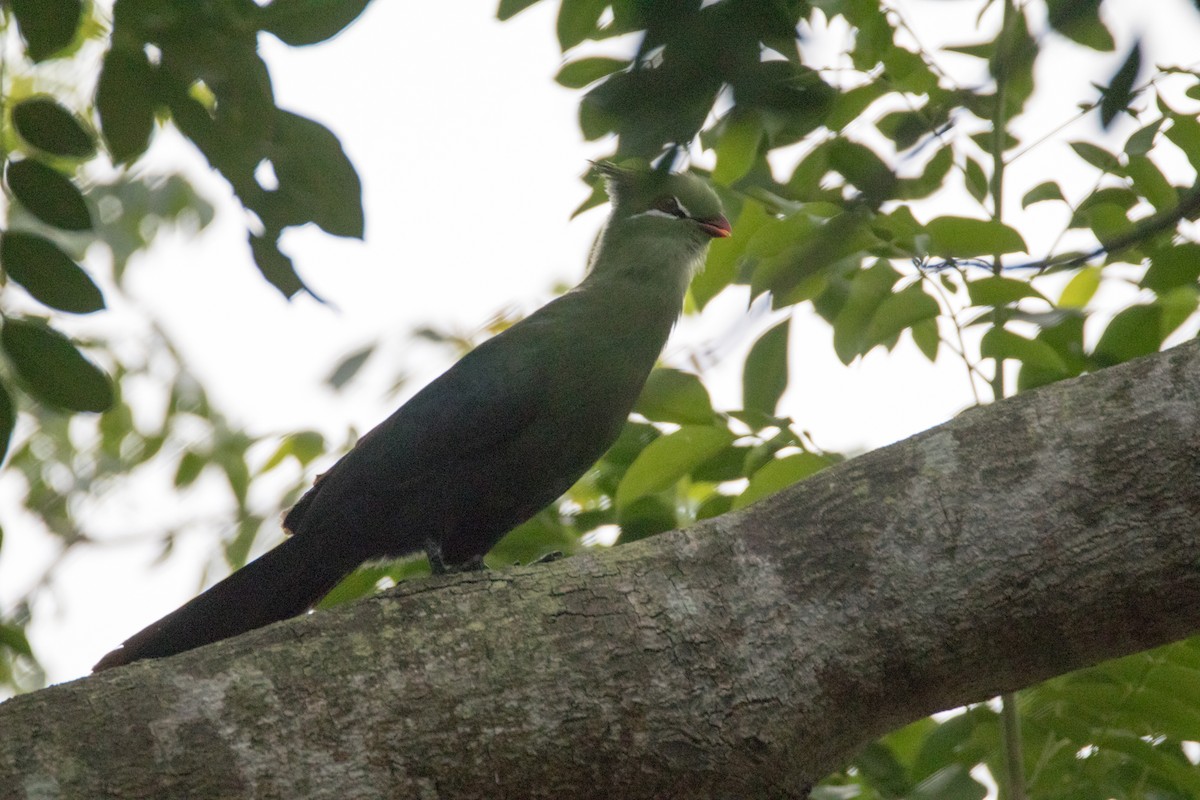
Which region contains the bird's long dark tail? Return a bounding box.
[93,532,355,671]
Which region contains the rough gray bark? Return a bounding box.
[3,339,1199,800]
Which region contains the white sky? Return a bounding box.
[4,0,1200,686]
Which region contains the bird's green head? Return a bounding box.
[594,162,732,242]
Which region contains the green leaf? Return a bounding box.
[0,232,104,314]
[261,431,326,472]
[1045,0,1114,50]
[1143,243,1200,294]
[1125,154,1176,212]
[97,47,157,164]
[12,97,94,158]
[865,284,940,347]
[325,344,375,389]
[1098,41,1141,129]
[981,327,1069,373]
[733,453,829,510]
[1092,304,1163,366]
[557,0,607,50]
[965,276,1044,307]
[832,261,900,363]
[174,450,207,488]
[910,318,939,361]
[5,159,91,231]
[742,319,790,416]
[1124,119,1163,156]
[266,110,364,238]
[1058,267,1101,308]
[964,158,988,204]
[1165,109,1200,173]
[0,383,15,465]
[249,233,306,299]
[0,622,32,657]
[555,57,628,89]
[497,0,543,20]
[712,110,762,185]
[615,425,734,510]
[1069,141,1122,173]
[926,216,1027,258]
[258,0,373,46]
[11,0,82,61]
[1021,181,1064,208]
[1,317,113,412]
[634,368,715,425]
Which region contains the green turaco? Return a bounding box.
[94,162,731,671]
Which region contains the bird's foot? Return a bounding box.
[426,543,487,575]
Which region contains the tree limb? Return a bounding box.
[3,339,1200,799]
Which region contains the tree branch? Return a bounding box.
[4,340,1200,799]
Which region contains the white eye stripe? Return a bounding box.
[634,208,683,221]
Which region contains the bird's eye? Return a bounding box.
[654,196,687,218]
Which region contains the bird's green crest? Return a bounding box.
[592,161,725,223]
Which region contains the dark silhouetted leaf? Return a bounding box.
[0,382,14,465]
[635,368,714,425]
[1046,0,1114,51]
[1124,119,1163,156]
[555,57,628,89]
[742,318,790,416]
[97,48,157,164]
[12,97,94,158]
[1099,42,1141,129]
[259,0,373,46]
[249,233,306,298]
[2,317,113,411]
[267,111,364,238]
[498,0,543,20]
[0,232,104,313]
[926,216,1027,258]
[6,159,91,231]
[11,0,82,61]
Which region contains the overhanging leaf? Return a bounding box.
[615,425,733,509]
[1,317,113,412]
[635,368,715,425]
[1098,41,1141,129]
[5,159,92,231]
[11,0,82,61]
[925,216,1027,258]
[733,453,830,510]
[555,57,628,89]
[0,232,105,313]
[97,47,157,164]
[12,97,94,158]
[742,318,790,416]
[966,276,1045,307]
[258,0,373,46]
[981,327,1069,373]
[266,110,364,238]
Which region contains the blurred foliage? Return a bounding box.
[0,0,1198,797]
[0,0,366,692]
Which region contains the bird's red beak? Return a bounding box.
[697,215,732,239]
